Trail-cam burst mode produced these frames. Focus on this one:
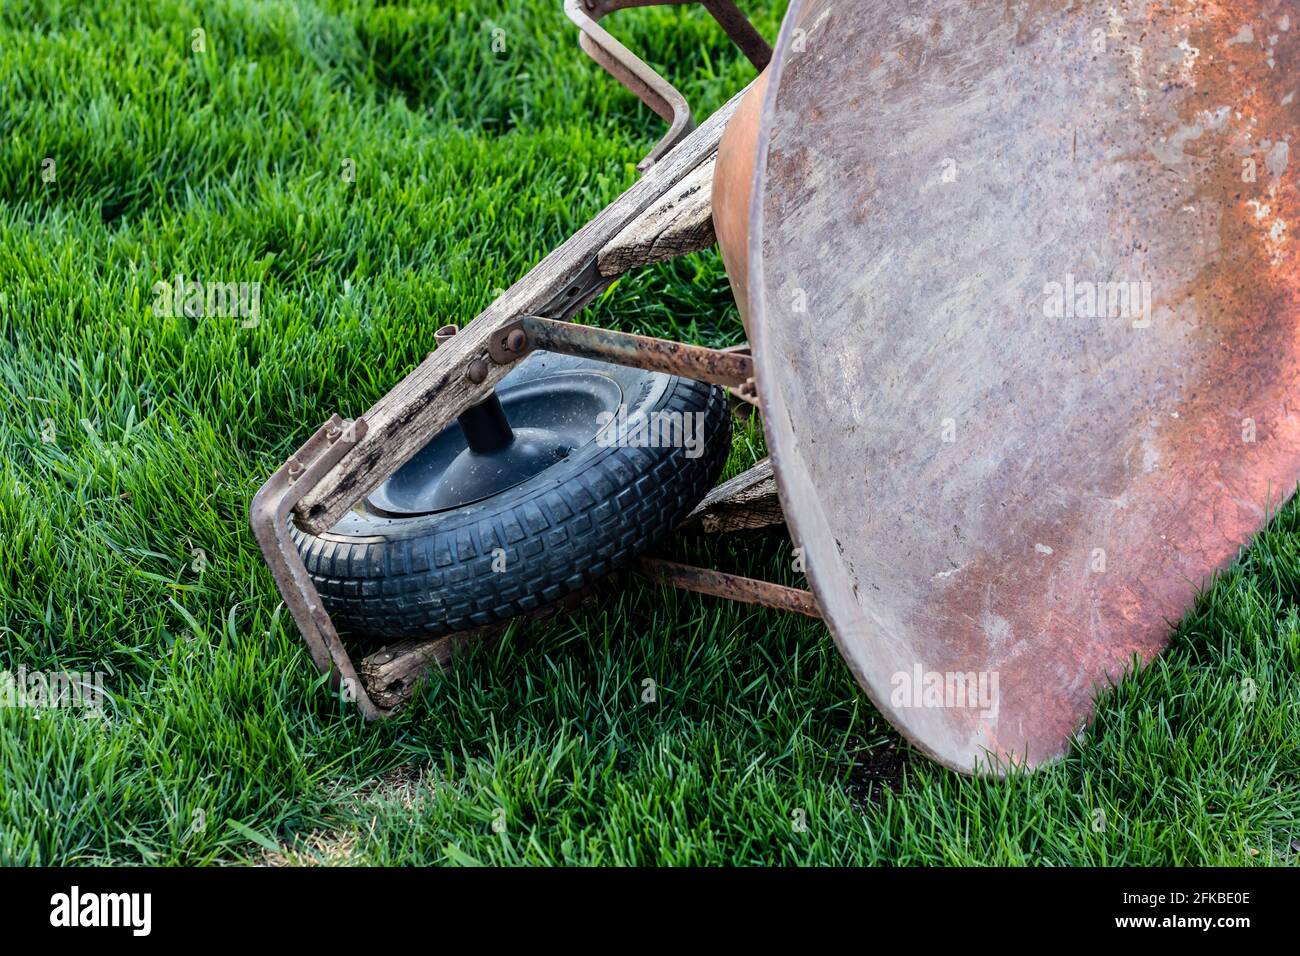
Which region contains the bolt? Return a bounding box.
[506,328,527,352]
[467,359,488,384]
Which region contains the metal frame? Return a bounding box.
[635,557,821,618]
[565,0,770,171]
[488,315,754,387]
[250,415,383,718]
[250,4,805,718]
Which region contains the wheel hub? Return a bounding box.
[367,365,624,516]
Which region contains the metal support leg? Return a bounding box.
[249,416,383,719]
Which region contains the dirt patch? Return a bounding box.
[843,736,907,808]
[260,763,436,866]
[261,828,360,867]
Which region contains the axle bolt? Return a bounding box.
[506,329,527,353]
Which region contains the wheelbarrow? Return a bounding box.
[252,0,1300,773]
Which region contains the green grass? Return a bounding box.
[0,0,1297,866]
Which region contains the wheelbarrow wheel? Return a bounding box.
[290,350,730,639]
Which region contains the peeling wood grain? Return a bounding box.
[358,635,458,710]
[683,458,783,533]
[597,157,717,275]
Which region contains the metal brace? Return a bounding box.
[488,314,755,391]
[249,415,384,719]
[566,0,771,172]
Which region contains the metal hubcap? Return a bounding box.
[366,371,624,516]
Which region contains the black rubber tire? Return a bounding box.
[290,355,730,639]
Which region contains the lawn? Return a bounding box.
[1,0,1297,866]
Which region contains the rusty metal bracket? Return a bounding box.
[720,343,758,405]
[249,415,384,719]
[489,314,754,389]
[566,0,771,172]
[634,556,820,618]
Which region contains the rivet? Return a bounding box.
[506,329,527,352]
[467,360,488,384]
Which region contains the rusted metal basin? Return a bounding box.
[744,0,1299,771]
